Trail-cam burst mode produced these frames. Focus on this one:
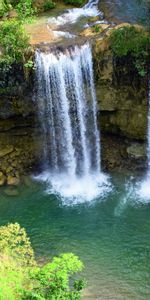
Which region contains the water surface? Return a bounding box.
[0,172,149,299]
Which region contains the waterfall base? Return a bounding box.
[137,174,150,203]
[35,171,110,204]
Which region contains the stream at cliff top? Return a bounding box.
[0,172,150,299]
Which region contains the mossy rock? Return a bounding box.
[0,145,14,158]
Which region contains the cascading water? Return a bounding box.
[137,82,150,202]
[48,0,102,27]
[147,82,150,175]
[84,0,99,9]
[35,43,108,202]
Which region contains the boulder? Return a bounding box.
[127,143,146,159]
[7,175,20,186]
[0,171,6,186]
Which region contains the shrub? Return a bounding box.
[0,19,30,68]
[22,253,85,299]
[43,1,56,11]
[16,0,35,19]
[0,0,10,17]
[109,26,150,76]
[0,223,35,266]
[0,223,85,300]
[0,255,29,300]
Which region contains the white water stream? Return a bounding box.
[35,43,109,202]
[138,82,150,202]
[48,0,102,27]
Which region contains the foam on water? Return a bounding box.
[35,171,110,205]
[53,31,76,38]
[137,177,150,203]
[48,0,101,27]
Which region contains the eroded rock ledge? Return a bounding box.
[93,34,148,170]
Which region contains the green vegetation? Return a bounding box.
[0,0,8,17]
[0,223,85,300]
[0,19,31,69]
[93,24,101,33]
[16,0,35,19]
[109,26,150,76]
[0,223,35,266]
[42,1,56,11]
[0,1,36,69]
[63,0,83,7]
[0,0,35,18]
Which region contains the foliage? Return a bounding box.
[63,0,83,7]
[24,59,34,69]
[93,24,101,33]
[0,0,9,17]
[0,0,35,18]
[0,223,85,300]
[22,253,85,299]
[109,26,150,76]
[0,19,30,68]
[0,223,36,266]
[16,0,35,19]
[42,1,56,11]
[0,255,29,300]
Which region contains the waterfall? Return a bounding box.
[35,43,108,202]
[147,82,150,175]
[84,0,99,9]
[48,0,101,26]
[137,82,150,202]
[36,43,100,175]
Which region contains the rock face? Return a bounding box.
[93,37,148,170]
[0,32,149,185]
[0,65,42,185]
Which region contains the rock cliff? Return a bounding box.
[0,29,149,185]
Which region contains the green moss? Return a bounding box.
[109,26,150,76]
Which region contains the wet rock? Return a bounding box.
[87,16,100,23]
[7,175,20,186]
[94,38,110,53]
[0,171,6,186]
[4,187,19,196]
[80,24,110,37]
[127,143,146,159]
